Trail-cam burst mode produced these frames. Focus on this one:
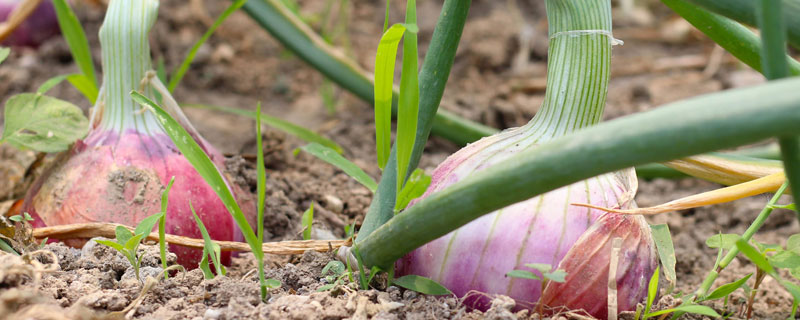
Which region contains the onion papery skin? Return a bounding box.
[395,124,652,315]
[0,0,59,47]
[22,128,257,268]
[541,213,657,318]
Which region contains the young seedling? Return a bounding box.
[636,266,721,320]
[317,260,349,292]
[190,202,226,279]
[8,212,34,223]
[95,226,148,281]
[301,203,314,240]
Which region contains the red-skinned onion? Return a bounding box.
[393,1,658,317]
[22,0,256,268]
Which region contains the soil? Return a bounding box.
[1,0,799,319]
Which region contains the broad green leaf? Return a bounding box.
[736,239,775,275]
[706,233,740,250]
[52,0,97,97]
[134,212,164,237]
[95,239,125,252]
[168,0,247,92]
[792,266,800,280]
[646,304,721,318]
[66,74,98,104]
[131,92,259,254]
[123,233,145,252]
[191,202,225,277]
[396,0,420,197]
[769,250,800,269]
[37,75,69,95]
[651,224,677,291]
[395,168,431,212]
[393,275,452,296]
[0,47,9,64]
[754,241,781,253]
[322,261,346,278]
[183,104,343,153]
[2,94,88,152]
[298,143,378,192]
[704,273,752,301]
[645,266,659,315]
[782,280,800,301]
[788,234,800,254]
[264,278,281,289]
[115,226,134,245]
[302,203,314,240]
[373,23,406,170]
[506,270,540,280]
[8,215,23,222]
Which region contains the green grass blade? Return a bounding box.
[704,273,752,301]
[65,74,99,104]
[130,91,259,250]
[645,266,659,315]
[167,0,247,92]
[396,0,420,194]
[159,176,174,279]
[302,203,314,240]
[373,23,408,169]
[357,77,800,269]
[256,102,267,299]
[52,0,98,102]
[356,0,472,243]
[183,103,343,153]
[191,202,225,277]
[650,224,676,293]
[36,75,69,95]
[646,305,721,318]
[297,143,377,192]
[240,0,497,146]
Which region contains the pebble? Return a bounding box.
[203,308,221,319]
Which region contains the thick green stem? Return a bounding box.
[695,182,788,298]
[93,0,160,133]
[356,0,471,242]
[684,0,800,49]
[357,77,800,269]
[756,0,800,216]
[523,0,612,140]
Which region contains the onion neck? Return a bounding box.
[524,0,613,142]
[91,0,161,135]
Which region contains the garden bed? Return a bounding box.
[0,0,797,319]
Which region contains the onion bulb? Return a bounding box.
[22,0,256,268]
[394,0,657,317]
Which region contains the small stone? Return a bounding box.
[402,290,417,300]
[203,308,221,319]
[323,194,344,214]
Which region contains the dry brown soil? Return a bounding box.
[0,0,798,319]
